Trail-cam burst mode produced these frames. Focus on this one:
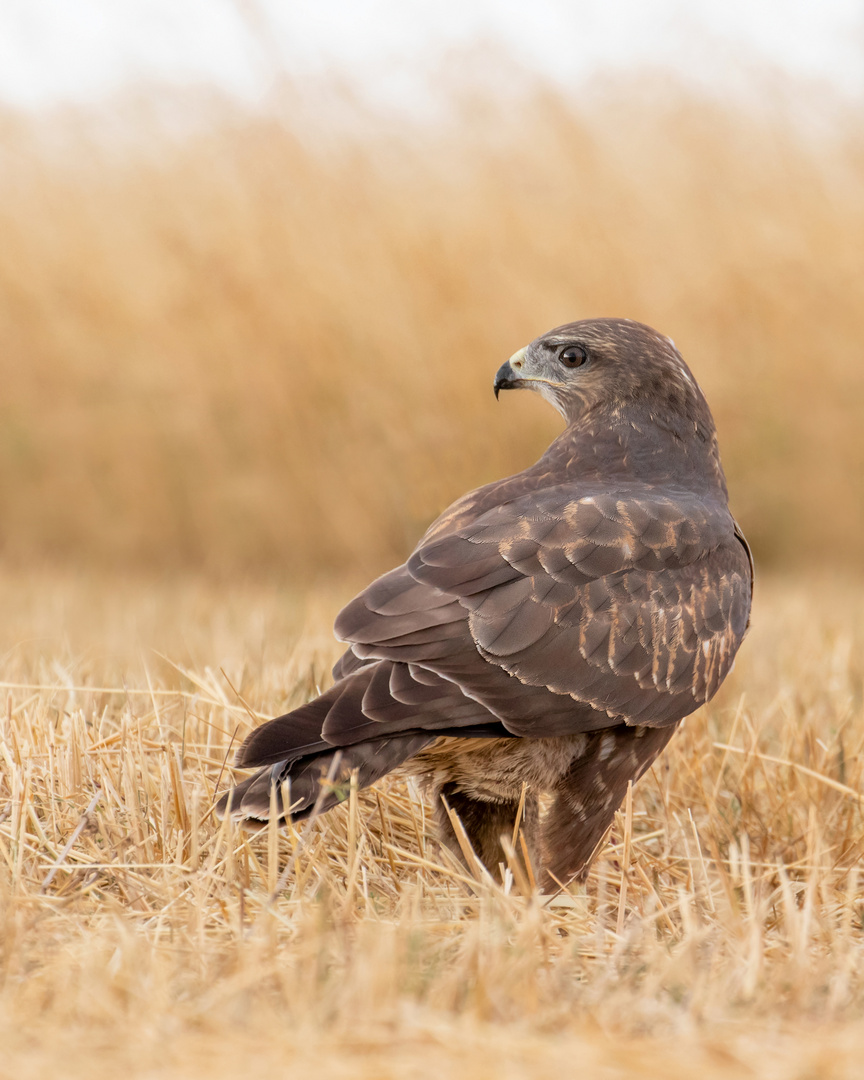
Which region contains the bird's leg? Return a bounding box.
[540,779,618,894]
[435,782,539,884]
[540,725,676,892]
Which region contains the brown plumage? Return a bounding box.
[215,318,753,889]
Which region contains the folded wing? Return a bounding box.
[335,482,752,736]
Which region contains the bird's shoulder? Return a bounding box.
[418,458,562,547]
[334,414,752,726]
[413,478,739,587]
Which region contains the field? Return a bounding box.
[0,570,862,1078]
[1,78,863,577]
[1,64,864,1078]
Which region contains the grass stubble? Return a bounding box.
[2,52,864,1079]
[0,571,862,1078]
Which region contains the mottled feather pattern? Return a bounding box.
[406,485,749,726]
[215,318,752,889]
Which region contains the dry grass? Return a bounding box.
[1,77,863,576]
[0,570,863,1077]
[1,62,863,1075]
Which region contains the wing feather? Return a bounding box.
[339,483,752,733]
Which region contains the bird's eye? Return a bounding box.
[560,345,587,368]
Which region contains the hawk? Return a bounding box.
[216,318,753,889]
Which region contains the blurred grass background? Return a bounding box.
[1,75,862,579]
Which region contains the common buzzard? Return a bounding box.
[216,318,753,889]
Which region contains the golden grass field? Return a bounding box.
[0,77,863,576]
[0,571,863,1078]
[1,69,864,1076]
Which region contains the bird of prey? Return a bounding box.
[216,318,752,889]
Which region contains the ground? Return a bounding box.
[0,570,862,1079]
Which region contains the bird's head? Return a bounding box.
[494,318,712,433]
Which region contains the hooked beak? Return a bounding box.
[493,347,527,399]
[493,361,516,399]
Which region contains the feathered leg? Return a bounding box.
[541,725,676,891]
[435,782,540,883]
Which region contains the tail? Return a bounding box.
[214,731,435,824]
[213,658,512,826]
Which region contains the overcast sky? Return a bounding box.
[1,0,863,112]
